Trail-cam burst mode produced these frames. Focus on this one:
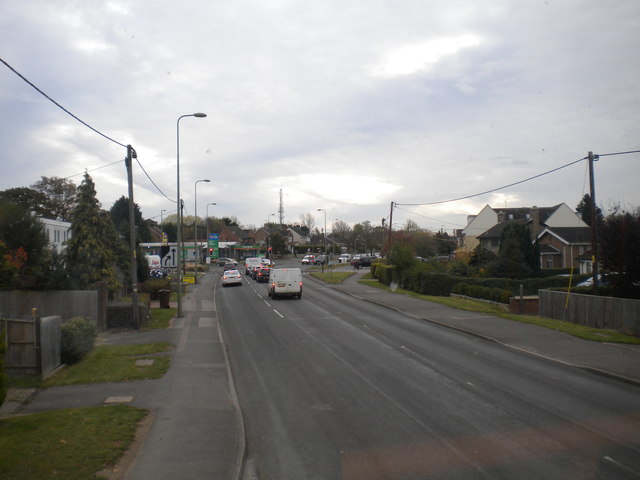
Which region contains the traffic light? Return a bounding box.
[209,248,213,255]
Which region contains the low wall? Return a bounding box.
[0,286,107,331]
[539,290,640,337]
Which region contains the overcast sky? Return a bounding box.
[1,1,639,233]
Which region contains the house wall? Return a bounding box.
[461,205,497,251]
[39,218,72,252]
[545,203,587,228]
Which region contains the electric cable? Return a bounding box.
[0,57,127,148]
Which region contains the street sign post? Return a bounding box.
[208,233,219,260]
[161,246,178,268]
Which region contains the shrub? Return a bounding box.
[61,317,96,365]
[140,278,171,300]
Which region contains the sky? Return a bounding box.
[1,0,639,234]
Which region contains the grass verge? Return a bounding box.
[309,270,356,283]
[145,307,176,330]
[45,343,174,387]
[0,404,147,480]
[359,279,640,344]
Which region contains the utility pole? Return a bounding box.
[125,145,139,329]
[387,201,394,256]
[588,151,599,291]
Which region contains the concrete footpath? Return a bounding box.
[3,272,245,480]
[320,268,640,386]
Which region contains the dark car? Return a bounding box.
[251,265,262,279]
[223,262,236,271]
[255,267,271,282]
[314,254,327,265]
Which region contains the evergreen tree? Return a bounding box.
[576,193,603,227]
[65,173,124,293]
[490,223,538,279]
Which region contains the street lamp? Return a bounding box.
[176,112,206,317]
[206,202,217,258]
[194,179,211,283]
[317,208,326,270]
[160,209,167,245]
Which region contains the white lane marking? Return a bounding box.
[273,309,284,319]
[264,300,271,308]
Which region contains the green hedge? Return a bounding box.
[140,279,170,300]
[377,260,589,298]
[107,302,149,330]
[452,283,511,304]
[61,317,96,365]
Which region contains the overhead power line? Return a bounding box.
[0,57,127,148]
[396,156,587,207]
[1,57,177,203]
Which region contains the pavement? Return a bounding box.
[2,267,640,479]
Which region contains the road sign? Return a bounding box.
[161,246,178,268]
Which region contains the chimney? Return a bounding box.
[531,206,541,238]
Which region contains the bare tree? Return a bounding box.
[299,212,316,232]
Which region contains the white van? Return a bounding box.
[267,268,302,299]
[145,255,161,269]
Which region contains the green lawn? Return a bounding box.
[144,307,176,330]
[309,270,356,283]
[360,279,640,344]
[0,405,147,480]
[45,343,174,387]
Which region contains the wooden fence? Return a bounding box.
[539,290,640,337]
[1,316,62,378]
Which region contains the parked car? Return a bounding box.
[301,255,316,265]
[221,269,242,287]
[255,267,271,283]
[268,268,303,298]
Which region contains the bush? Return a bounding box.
[140,279,171,300]
[452,282,511,304]
[61,317,96,365]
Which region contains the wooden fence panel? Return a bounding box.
[539,290,640,337]
[2,316,62,377]
[39,316,62,378]
[2,319,37,375]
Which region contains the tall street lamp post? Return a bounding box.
[194,179,211,283]
[206,202,217,260]
[176,112,206,317]
[317,208,326,271]
[160,209,167,244]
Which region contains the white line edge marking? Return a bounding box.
[273,309,284,319]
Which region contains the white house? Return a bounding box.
[39,218,72,252]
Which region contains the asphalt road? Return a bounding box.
[216,260,640,480]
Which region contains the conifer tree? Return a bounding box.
[65,173,124,293]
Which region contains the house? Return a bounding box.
[39,217,72,252]
[458,203,590,269]
[537,227,591,270]
[286,226,310,252]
